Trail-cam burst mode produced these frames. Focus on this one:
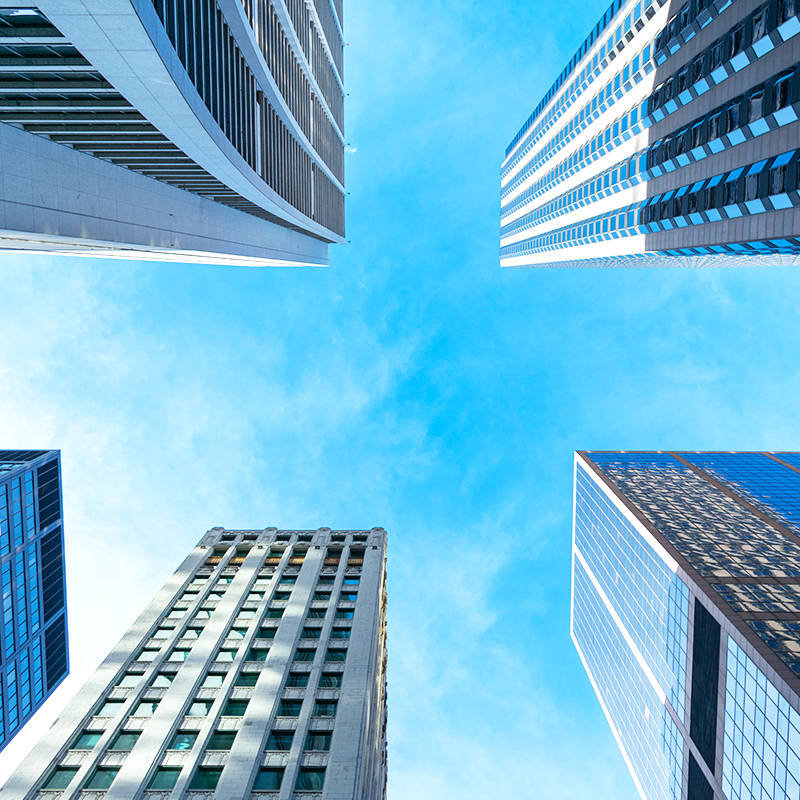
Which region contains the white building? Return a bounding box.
[3,527,387,800]
[0,2,346,266]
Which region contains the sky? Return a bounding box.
[2,0,800,796]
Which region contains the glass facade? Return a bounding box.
[577,451,800,800]
[0,450,67,752]
[502,0,800,267]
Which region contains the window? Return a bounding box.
[266,730,294,750]
[134,699,160,717]
[151,673,175,688]
[148,768,181,790]
[187,700,213,716]
[201,673,225,688]
[189,768,223,790]
[182,627,203,639]
[85,767,120,790]
[226,627,247,640]
[317,576,334,585]
[313,700,338,717]
[253,768,284,790]
[72,731,103,749]
[749,87,765,122]
[279,575,297,584]
[43,767,79,790]
[775,71,793,111]
[305,732,332,751]
[313,592,331,602]
[287,672,309,688]
[330,628,351,639]
[236,673,258,687]
[319,672,343,688]
[167,609,185,620]
[779,0,797,24]
[273,591,291,601]
[707,112,720,141]
[335,610,354,620]
[193,610,212,620]
[343,577,360,585]
[278,700,302,716]
[247,647,269,662]
[325,649,347,662]
[296,768,326,791]
[169,730,198,750]
[302,627,321,639]
[258,626,277,639]
[117,674,142,688]
[96,699,124,717]
[307,610,327,619]
[294,648,316,662]
[138,648,160,662]
[223,699,249,716]
[752,8,766,42]
[169,648,191,662]
[265,609,284,619]
[340,593,357,602]
[216,648,238,662]
[208,731,236,750]
[730,24,745,56]
[110,731,141,751]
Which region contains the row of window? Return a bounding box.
[44,762,325,793]
[502,66,799,242]
[501,149,800,257]
[0,471,36,557]
[504,0,660,164]
[654,0,723,58]
[502,40,653,201]
[649,0,799,115]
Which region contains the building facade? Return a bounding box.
[0,1,345,267]
[3,527,387,800]
[572,451,800,800]
[0,450,68,754]
[501,0,800,267]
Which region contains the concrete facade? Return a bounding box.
[1,528,386,800]
[0,1,345,266]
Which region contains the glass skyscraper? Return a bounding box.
[3,527,386,800]
[573,451,800,800]
[0,1,345,267]
[0,449,67,753]
[501,0,800,267]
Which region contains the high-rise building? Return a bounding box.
[3,527,387,800]
[0,2,345,267]
[572,451,800,800]
[501,0,800,267]
[0,450,67,754]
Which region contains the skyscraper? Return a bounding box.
[0,2,345,267]
[572,451,800,800]
[3,527,387,800]
[501,0,800,267]
[0,450,67,754]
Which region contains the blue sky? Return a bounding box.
[3,0,800,796]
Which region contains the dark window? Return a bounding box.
[254,768,284,790]
[710,41,724,70]
[320,672,343,688]
[266,730,294,750]
[236,673,258,687]
[691,121,705,148]
[189,768,222,791]
[273,591,291,601]
[85,767,120,790]
[752,8,767,42]
[278,700,302,716]
[148,768,181,791]
[688,753,714,800]
[726,100,740,132]
[723,177,739,206]
[72,731,102,749]
[340,593,357,602]
[296,768,326,791]
[287,672,309,687]
[294,648,315,662]
[265,609,284,619]
[247,647,269,662]
[223,700,249,716]
[307,609,327,619]
[730,24,745,56]
[42,767,79,790]
[707,112,721,141]
[335,610,354,619]
[41,528,66,623]
[258,626,277,639]
[779,0,797,24]
[771,164,788,194]
[302,627,321,639]
[690,601,721,771]
[44,614,68,691]
[208,731,236,750]
[313,700,338,717]
[749,87,765,121]
[774,71,793,110]
[37,458,60,529]
[330,628,351,639]
[306,732,332,751]
[313,592,331,601]
[109,731,140,751]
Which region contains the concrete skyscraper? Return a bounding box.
[3,527,387,800]
[573,451,800,800]
[501,0,800,267]
[0,2,345,267]
[0,449,67,754]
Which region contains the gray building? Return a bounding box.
[501,0,800,267]
[0,2,345,267]
[573,452,800,800]
[2,527,387,800]
[0,450,67,753]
